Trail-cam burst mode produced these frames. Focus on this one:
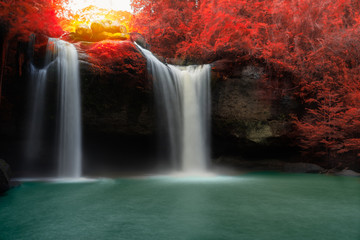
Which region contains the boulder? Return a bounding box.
[91,20,127,35]
[91,21,106,34]
[91,32,130,42]
[73,21,130,42]
[283,162,324,173]
[101,20,112,30]
[0,159,11,193]
[108,33,129,40]
[106,23,127,34]
[130,32,150,49]
[335,169,360,177]
[216,156,286,171]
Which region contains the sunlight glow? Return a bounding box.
[65,0,133,13]
[58,0,133,36]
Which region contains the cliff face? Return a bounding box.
[75,40,155,136]
[0,37,299,176]
[74,40,157,174]
[211,61,298,158]
[76,41,298,159]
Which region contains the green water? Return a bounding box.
[0,172,359,240]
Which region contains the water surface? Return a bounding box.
[0,172,359,240]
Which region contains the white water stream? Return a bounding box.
[26,38,82,178]
[137,44,211,173]
[55,39,82,178]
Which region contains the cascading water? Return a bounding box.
[25,37,56,163]
[136,44,211,173]
[54,39,82,178]
[179,66,211,172]
[25,67,48,161]
[26,37,82,178]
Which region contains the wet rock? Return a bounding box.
[283,162,324,173]
[0,159,11,193]
[130,32,150,49]
[335,169,360,177]
[216,156,285,171]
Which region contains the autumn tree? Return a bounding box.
[131,0,199,59]
[132,0,360,166]
[0,0,63,104]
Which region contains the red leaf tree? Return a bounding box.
[132,0,360,167]
[0,0,64,104]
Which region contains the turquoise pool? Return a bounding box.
[0,172,359,240]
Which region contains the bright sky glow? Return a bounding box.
[59,0,134,32]
[66,0,133,13]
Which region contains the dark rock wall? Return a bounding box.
[211,64,298,159]
[75,41,158,174]
[0,37,301,176]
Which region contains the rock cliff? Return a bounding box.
[0,36,300,176]
[74,40,299,159]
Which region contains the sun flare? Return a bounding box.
[58,0,133,38]
[64,0,133,13]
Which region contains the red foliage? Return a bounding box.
[0,0,359,165]
[0,0,63,40]
[86,40,148,90]
[132,0,360,165]
[0,0,64,105]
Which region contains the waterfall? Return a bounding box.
[25,37,55,162]
[54,39,82,178]
[178,65,211,172]
[136,44,211,173]
[25,66,48,160]
[26,38,82,178]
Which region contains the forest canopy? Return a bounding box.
[1,0,360,166]
[131,0,360,166]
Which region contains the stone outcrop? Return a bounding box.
[215,156,325,173]
[0,35,303,177]
[75,24,92,40]
[73,41,298,159]
[75,41,298,154]
[74,40,154,136]
[130,33,150,50]
[211,61,298,157]
[283,162,324,173]
[72,20,129,42]
[335,169,360,177]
